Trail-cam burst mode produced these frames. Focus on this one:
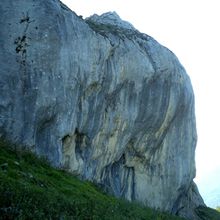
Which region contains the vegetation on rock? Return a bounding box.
[195,206,220,220]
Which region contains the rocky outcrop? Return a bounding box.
[0,0,204,219]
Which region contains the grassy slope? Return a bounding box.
[195,206,220,220]
[0,140,183,220]
[0,140,219,220]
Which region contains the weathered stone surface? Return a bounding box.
[86,11,135,30]
[0,0,204,219]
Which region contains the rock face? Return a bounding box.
[0,0,204,219]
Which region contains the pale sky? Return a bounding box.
[61,0,220,206]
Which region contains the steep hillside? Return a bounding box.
[0,140,185,220]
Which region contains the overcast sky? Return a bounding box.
[61,0,220,206]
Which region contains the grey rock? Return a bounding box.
[173,182,206,220]
[86,11,136,30]
[0,0,205,219]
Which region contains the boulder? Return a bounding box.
[0,0,204,218]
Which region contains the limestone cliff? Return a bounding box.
[0,0,204,219]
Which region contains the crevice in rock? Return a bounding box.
[61,134,73,169]
[105,80,128,110]
[100,154,135,201]
[75,128,88,161]
[61,128,91,172]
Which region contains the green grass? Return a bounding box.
[0,140,188,219]
[195,206,220,220]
